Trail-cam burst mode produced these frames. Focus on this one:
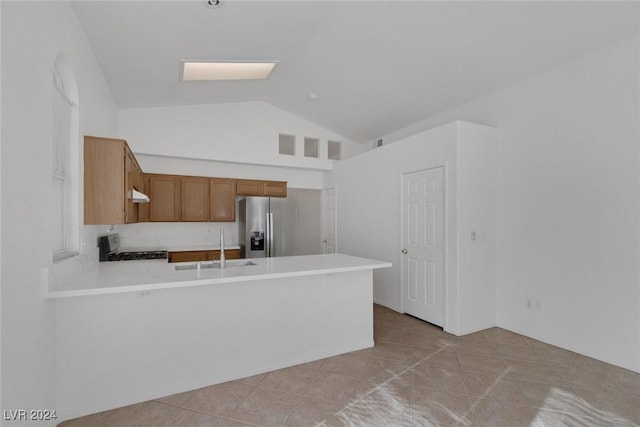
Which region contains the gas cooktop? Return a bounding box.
[106,251,168,261]
[98,233,167,262]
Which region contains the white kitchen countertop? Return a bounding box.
[46,253,392,299]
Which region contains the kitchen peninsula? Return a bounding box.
[50,253,391,421]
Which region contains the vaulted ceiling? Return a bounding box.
[72,1,639,143]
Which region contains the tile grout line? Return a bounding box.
[361,343,457,426]
[58,306,640,427]
[453,349,481,427]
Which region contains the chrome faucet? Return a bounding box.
[219,229,226,269]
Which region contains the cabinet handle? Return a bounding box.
[401,249,408,254]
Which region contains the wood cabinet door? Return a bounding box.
[83,136,126,224]
[264,181,287,198]
[211,249,240,260]
[168,249,240,263]
[181,177,210,221]
[236,180,264,196]
[226,249,241,260]
[124,149,138,223]
[138,173,150,222]
[210,179,236,221]
[148,174,181,221]
[237,179,287,198]
[168,251,209,263]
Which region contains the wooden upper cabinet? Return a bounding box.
[84,136,144,224]
[148,174,181,222]
[124,150,138,223]
[138,174,150,222]
[210,179,236,222]
[236,179,287,198]
[181,177,209,221]
[236,179,264,196]
[264,181,287,197]
[85,136,286,224]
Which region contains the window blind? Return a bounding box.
[52,83,79,261]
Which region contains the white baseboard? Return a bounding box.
[373,298,402,313]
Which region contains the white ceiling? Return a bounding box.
[72,1,639,143]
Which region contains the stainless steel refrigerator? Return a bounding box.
[239,197,297,258]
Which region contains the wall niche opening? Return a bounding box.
[328,140,342,160]
[278,134,296,156]
[304,137,319,158]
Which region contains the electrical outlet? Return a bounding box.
[526,299,533,310]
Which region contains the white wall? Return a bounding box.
[326,121,497,336]
[116,222,239,252]
[119,102,363,171]
[327,125,455,313]
[1,2,119,425]
[379,36,640,372]
[288,188,323,256]
[455,123,497,334]
[0,0,4,417]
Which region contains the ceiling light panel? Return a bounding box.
[181,61,278,81]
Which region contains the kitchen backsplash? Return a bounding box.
[90,222,239,250]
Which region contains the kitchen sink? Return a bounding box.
[175,260,257,271]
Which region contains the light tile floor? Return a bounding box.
[60,304,640,427]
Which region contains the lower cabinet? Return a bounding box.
[168,251,209,263]
[168,249,241,263]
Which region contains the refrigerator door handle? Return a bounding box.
[268,212,274,257]
[264,213,271,258]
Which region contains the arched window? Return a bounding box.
[52,54,79,261]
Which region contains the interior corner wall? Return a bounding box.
[118,102,359,170]
[287,188,323,256]
[382,36,640,372]
[1,2,119,425]
[326,121,497,337]
[0,0,4,418]
[325,123,459,315]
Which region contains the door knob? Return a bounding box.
[401,249,408,254]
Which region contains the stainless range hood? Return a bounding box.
[132,189,150,203]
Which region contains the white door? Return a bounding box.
[402,167,445,326]
[322,187,337,254]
